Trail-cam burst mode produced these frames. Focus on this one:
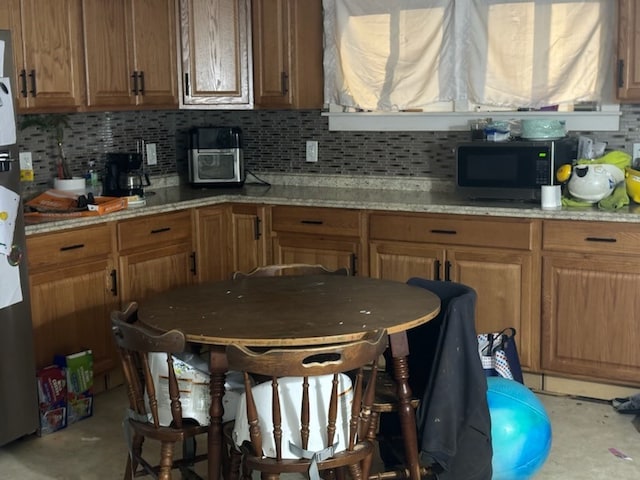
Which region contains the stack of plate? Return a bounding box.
[521,119,566,140]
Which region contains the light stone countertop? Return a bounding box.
[24,173,640,235]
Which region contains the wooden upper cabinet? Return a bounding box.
[83,0,178,109]
[178,0,253,108]
[9,0,86,111]
[252,0,323,109]
[131,0,178,107]
[617,0,640,100]
[0,3,11,29]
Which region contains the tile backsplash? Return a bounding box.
[15,105,640,198]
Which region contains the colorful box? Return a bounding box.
[36,365,67,435]
[55,350,94,424]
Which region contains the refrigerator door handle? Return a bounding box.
[0,152,12,172]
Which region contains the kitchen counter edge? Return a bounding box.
[24,184,640,236]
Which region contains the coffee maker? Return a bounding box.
[103,153,150,197]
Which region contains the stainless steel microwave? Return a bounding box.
[188,127,245,186]
[455,137,578,201]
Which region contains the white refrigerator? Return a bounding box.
[0,29,39,446]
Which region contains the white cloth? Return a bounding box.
[232,374,353,459]
[323,0,615,110]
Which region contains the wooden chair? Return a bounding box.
[232,263,349,279]
[111,302,209,480]
[223,329,388,480]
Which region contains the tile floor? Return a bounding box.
[0,385,639,479]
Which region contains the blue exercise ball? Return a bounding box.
[487,377,552,480]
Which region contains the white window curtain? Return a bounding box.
[323,0,615,112]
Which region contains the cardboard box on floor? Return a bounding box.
[36,364,68,435]
[54,350,94,424]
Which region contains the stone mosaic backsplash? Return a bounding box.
[15,105,640,198]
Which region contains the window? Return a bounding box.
[323,0,616,125]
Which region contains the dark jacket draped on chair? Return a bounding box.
[383,278,492,480]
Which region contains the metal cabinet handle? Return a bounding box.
[350,253,357,276]
[28,69,36,96]
[618,59,625,88]
[585,237,617,243]
[60,244,85,251]
[150,227,171,234]
[184,73,190,96]
[281,71,289,95]
[131,71,139,95]
[434,259,441,281]
[300,220,323,225]
[19,70,27,97]
[138,71,145,95]
[430,229,457,235]
[110,269,118,296]
[254,217,262,240]
[444,260,452,281]
[190,252,197,275]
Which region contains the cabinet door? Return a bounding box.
[12,0,85,110]
[195,205,228,282]
[252,0,292,107]
[119,243,195,303]
[542,252,640,384]
[369,241,444,282]
[130,0,178,107]
[117,210,195,302]
[252,0,323,108]
[272,234,359,275]
[448,247,538,371]
[0,2,11,29]
[617,0,640,100]
[83,0,136,107]
[179,0,253,107]
[29,259,118,376]
[229,204,268,275]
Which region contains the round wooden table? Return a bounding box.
[138,275,440,480]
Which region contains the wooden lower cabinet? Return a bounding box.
[369,241,538,371]
[195,205,228,282]
[27,224,118,376]
[270,206,364,275]
[228,204,269,276]
[30,203,640,391]
[117,210,196,303]
[449,247,538,371]
[272,234,360,274]
[369,212,540,371]
[542,253,640,384]
[194,203,269,280]
[118,244,195,302]
[542,219,640,385]
[369,241,442,281]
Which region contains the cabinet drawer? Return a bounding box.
[543,220,640,254]
[271,206,361,237]
[118,211,192,251]
[27,224,113,269]
[369,213,536,250]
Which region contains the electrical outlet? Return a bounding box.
[19,151,32,169]
[306,141,318,163]
[19,152,34,181]
[146,143,157,165]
